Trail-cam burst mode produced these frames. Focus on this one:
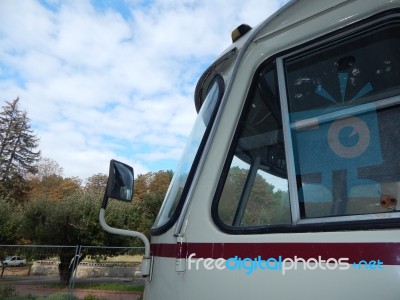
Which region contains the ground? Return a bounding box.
[0,270,144,299]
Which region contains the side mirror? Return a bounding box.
[101,159,134,208]
[99,160,151,277]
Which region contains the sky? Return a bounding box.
[0,0,287,181]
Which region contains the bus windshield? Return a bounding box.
[153,78,222,230]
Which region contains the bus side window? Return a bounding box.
[216,62,291,228]
[215,16,400,233]
[285,18,400,218]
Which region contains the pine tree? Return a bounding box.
[0,97,41,200]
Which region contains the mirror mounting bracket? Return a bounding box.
[99,208,152,277]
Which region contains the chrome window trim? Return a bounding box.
[292,95,400,131]
[277,57,301,225]
[298,212,400,225]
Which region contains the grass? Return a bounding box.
[73,282,144,292]
[1,293,94,300]
[0,283,144,300]
[47,282,144,293]
[84,254,143,263]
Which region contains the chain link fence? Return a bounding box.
[0,245,145,299]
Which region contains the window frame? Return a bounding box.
[212,11,400,234]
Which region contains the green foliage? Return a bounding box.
[4,296,36,300]
[20,191,107,283]
[0,169,172,248]
[218,166,289,226]
[0,285,17,298]
[23,191,100,247]
[0,198,23,244]
[2,168,170,283]
[0,144,172,281]
[0,174,31,204]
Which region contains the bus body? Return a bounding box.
[102,0,400,299]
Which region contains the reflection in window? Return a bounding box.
[217,63,291,227]
[285,19,400,218]
[286,20,400,121]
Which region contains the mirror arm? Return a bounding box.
[99,208,152,276]
[101,190,109,209]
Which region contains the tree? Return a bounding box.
[218,166,289,226]
[0,98,41,201]
[0,173,31,203]
[84,173,108,196]
[22,192,91,283]
[21,190,138,283]
[133,170,173,235]
[134,170,173,206]
[21,168,137,284]
[28,175,81,202]
[16,168,172,284]
[30,157,64,180]
[0,197,23,244]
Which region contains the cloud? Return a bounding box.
[0,0,287,180]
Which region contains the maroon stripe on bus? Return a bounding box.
[150,242,400,265]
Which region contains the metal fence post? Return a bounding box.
[68,245,82,299]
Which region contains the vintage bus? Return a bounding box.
[100,0,400,299]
